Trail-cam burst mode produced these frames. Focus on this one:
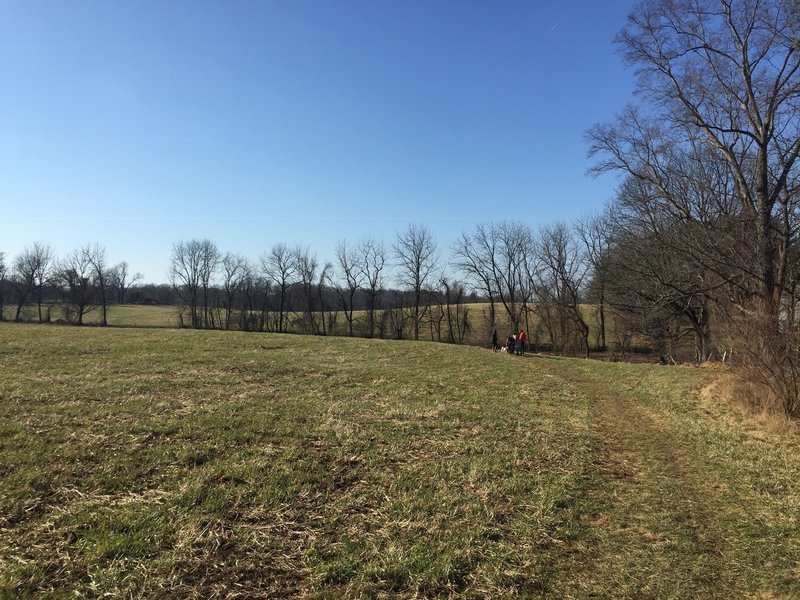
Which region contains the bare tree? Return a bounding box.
[394,224,438,340]
[492,222,531,333]
[33,243,54,323]
[220,253,248,330]
[359,238,386,338]
[335,241,363,337]
[602,179,720,362]
[536,224,591,357]
[438,275,470,344]
[294,246,320,334]
[262,243,296,333]
[198,240,220,328]
[317,261,334,336]
[111,261,143,305]
[169,240,212,328]
[11,254,35,322]
[452,225,499,332]
[576,213,612,351]
[240,269,270,332]
[170,241,200,328]
[34,244,54,323]
[85,244,111,326]
[11,243,54,322]
[454,223,535,336]
[55,247,97,325]
[525,255,558,352]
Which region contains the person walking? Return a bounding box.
[514,333,523,355]
[518,329,527,355]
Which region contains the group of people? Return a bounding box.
[491,328,526,355]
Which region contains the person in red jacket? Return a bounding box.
[518,329,527,355]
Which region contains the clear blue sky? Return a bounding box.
[1,1,635,284]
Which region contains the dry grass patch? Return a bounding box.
[700,369,800,438]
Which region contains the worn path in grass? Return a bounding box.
[537,357,758,598]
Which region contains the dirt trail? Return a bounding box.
[538,358,747,599]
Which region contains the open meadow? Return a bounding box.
[1,323,799,597]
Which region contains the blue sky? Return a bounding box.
[1,1,635,284]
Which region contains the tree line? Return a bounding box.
[1,219,615,355]
[163,222,607,354]
[0,243,141,326]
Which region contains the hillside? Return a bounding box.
[1,323,798,597]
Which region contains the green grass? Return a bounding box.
[1,323,799,597]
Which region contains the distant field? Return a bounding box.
[2,323,799,597]
[1,304,180,328]
[105,304,181,328]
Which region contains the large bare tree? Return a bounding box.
[588,174,727,361]
[454,223,533,334]
[587,0,800,317]
[494,222,533,333]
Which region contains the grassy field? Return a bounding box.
[1,323,799,597]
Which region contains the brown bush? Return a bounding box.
[700,372,798,436]
[723,312,800,418]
